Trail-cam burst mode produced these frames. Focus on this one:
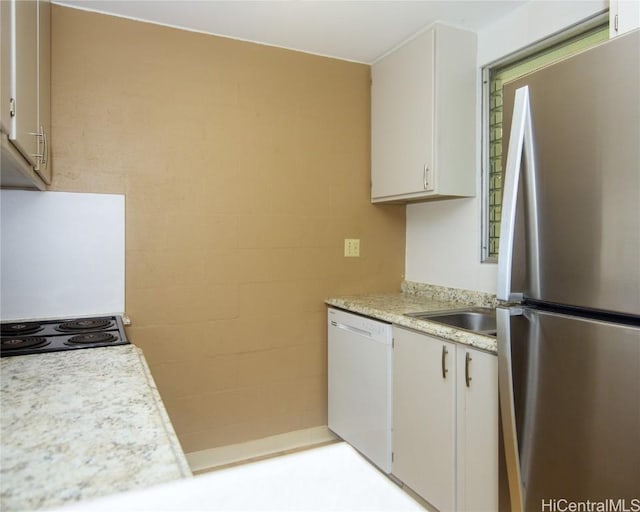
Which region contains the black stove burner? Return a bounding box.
[1,336,49,351]
[66,332,117,345]
[1,322,43,336]
[0,315,128,357]
[56,318,113,332]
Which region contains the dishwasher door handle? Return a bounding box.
[332,322,373,339]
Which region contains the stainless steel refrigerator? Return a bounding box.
[497,29,640,511]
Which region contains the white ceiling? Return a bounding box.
[52,0,530,63]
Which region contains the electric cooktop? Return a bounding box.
[0,315,129,357]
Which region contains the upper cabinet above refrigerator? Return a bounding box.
[1,0,52,190]
[371,23,477,203]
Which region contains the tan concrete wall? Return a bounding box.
[51,5,405,453]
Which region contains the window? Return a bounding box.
[482,18,609,262]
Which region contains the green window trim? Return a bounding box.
[483,21,609,261]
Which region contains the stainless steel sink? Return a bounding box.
[405,308,496,336]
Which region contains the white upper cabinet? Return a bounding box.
[371,23,477,203]
[36,0,51,182]
[1,0,13,137]
[1,0,51,189]
[12,0,39,168]
[610,0,640,38]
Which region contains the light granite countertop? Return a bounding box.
[326,283,498,353]
[0,345,192,511]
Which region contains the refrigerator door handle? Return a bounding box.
[497,307,525,512]
[497,85,541,302]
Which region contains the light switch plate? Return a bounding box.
[344,239,360,257]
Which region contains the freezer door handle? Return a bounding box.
[497,85,541,302]
[497,307,525,512]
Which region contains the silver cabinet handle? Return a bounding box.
[29,128,46,166]
[441,345,448,379]
[465,352,472,387]
[423,164,429,190]
[41,127,48,169]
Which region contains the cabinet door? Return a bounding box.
[371,29,434,200]
[1,0,12,134]
[610,0,640,38]
[393,327,455,511]
[12,0,39,167]
[35,0,50,182]
[456,347,498,512]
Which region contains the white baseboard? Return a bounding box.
[186,426,338,473]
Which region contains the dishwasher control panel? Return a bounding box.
[328,308,392,344]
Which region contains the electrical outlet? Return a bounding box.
[344,239,360,257]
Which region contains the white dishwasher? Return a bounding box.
[327,307,393,473]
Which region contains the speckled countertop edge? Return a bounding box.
[326,282,498,353]
[134,347,192,478]
[0,345,192,511]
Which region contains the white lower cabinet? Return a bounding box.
[392,326,498,512]
[455,344,498,512]
[393,328,456,510]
